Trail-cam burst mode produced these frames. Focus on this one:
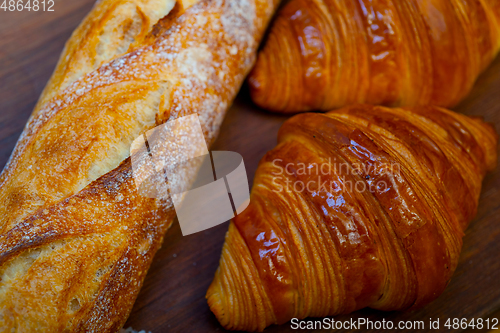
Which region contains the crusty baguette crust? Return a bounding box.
[33,0,177,115]
[0,0,280,331]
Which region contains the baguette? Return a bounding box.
[0,0,280,331]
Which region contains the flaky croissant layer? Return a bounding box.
[207,105,498,331]
[249,0,500,113]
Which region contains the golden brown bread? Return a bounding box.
[207,104,498,331]
[33,0,176,114]
[248,0,500,113]
[0,0,280,330]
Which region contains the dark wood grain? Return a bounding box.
[0,1,499,332]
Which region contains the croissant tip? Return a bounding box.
[206,222,276,332]
[206,279,225,325]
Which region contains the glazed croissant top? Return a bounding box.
[249,0,500,113]
[207,104,498,331]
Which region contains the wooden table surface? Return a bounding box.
[0,1,499,332]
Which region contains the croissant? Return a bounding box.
[206,104,498,331]
[248,0,500,113]
[0,0,280,330]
